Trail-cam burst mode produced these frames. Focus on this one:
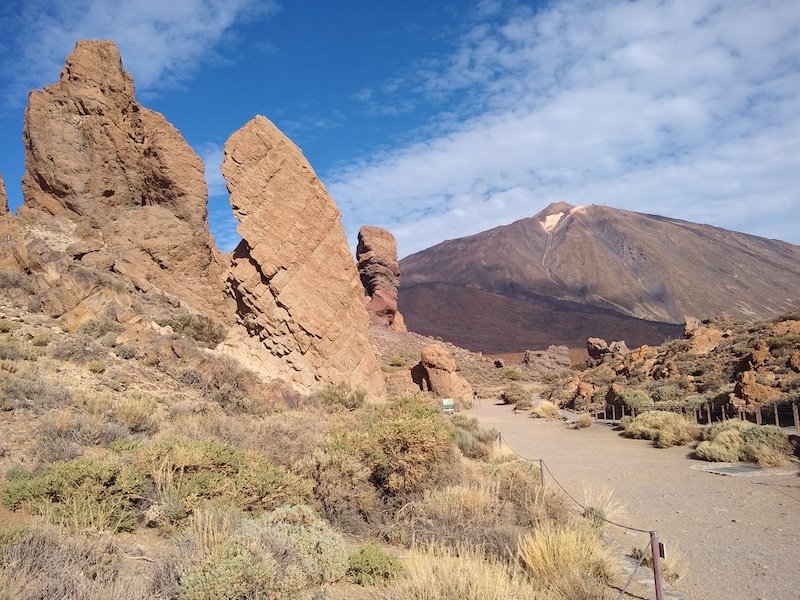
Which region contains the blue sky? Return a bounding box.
[0,0,798,258]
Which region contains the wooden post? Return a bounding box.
[612,405,616,421]
[774,404,780,427]
[539,459,545,487]
[721,404,727,421]
[793,403,799,435]
[706,404,712,424]
[756,407,762,425]
[650,531,665,600]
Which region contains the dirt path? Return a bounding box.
[469,403,800,600]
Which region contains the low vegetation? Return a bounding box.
[622,411,700,448]
[696,420,792,467]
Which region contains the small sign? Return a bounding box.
[658,542,665,559]
[442,398,455,414]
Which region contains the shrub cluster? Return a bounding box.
[622,411,700,448]
[695,420,792,466]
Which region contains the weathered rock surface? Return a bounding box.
[587,337,629,366]
[357,226,406,331]
[0,175,7,214]
[412,343,472,402]
[17,40,227,319]
[220,115,384,396]
[522,345,572,375]
[684,317,724,355]
[730,370,779,412]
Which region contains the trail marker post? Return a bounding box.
[650,530,665,600]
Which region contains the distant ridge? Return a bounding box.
[399,203,800,352]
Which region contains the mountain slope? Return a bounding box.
[399,202,800,352]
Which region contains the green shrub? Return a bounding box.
[501,368,522,381]
[622,411,700,448]
[449,414,497,460]
[500,383,528,405]
[30,334,50,347]
[311,381,366,410]
[389,356,407,367]
[77,318,124,339]
[697,420,792,467]
[651,385,682,404]
[1,458,146,532]
[178,542,278,600]
[157,313,227,347]
[88,360,106,374]
[367,396,455,496]
[348,543,403,586]
[619,388,654,410]
[114,344,136,359]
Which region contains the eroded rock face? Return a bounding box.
[587,337,629,366]
[0,175,7,214]
[730,370,779,412]
[220,115,384,396]
[412,343,472,402]
[17,40,227,318]
[356,226,406,331]
[684,317,724,355]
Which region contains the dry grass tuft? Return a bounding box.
[533,401,561,419]
[581,486,627,529]
[622,410,700,448]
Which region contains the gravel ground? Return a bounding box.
[469,403,800,600]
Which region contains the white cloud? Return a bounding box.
[328,0,800,258]
[0,0,277,102]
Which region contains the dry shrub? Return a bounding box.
[632,543,686,584]
[518,522,620,592]
[156,312,227,347]
[114,393,160,434]
[388,543,537,600]
[500,383,528,405]
[622,411,700,448]
[302,446,379,535]
[190,356,266,415]
[696,420,792,466]
[533,401,560,419]
[0,367,72,411]
[581,486,627,529]
[449,414,498,460]
[576,413,593,428]
[35,408,109,463]
[0,527,168,600]
[249,410,331,470]
[50,334,105,364]
[310,381,366,410]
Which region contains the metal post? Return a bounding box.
[756,407,762,425]
[793,403,800,435]
[721,404,726,421]
[773,404,779,426]
[650,531,665,600]
[706,404,712,424]
[539,459,545,487]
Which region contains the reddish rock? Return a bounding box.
[413,343,472,402]
[17,40,227,319]
[587,337,629,366]
[730,370,780,411]
[357,226,406,331]
[771,320,800,337]
[748,340,772,369]
[789,352,800,373]
[684,318,723,355]
[0,175,7,214]
[219,115,383,397]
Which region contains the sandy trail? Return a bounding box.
[469,402,800,600]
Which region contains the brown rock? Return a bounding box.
[730,370,780,411]
[0,174,7,214]
[357,226,406,331]
[788,352,800,373]
[587,337,628,366]
[748,340,772,369]
[414,343,472,401]
[771,320,800,337]
[17,40,228,319]
[220,115,384,397]
[522,345,572,373]
[685,323,723,355]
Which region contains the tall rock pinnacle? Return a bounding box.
[221,115,384,396]
[357,225,406,331]
[18,40,227,317]
[0,175,7,215]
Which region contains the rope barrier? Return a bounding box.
[498,433,651,534]
[616,550,648,600]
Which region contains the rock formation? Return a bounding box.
[0,175,7,214]
[17,40,227,319]
[522,345,572,374]
[587,337,629,366]
[220,115,384,396]
[684,317,724,355]
[356,226,406,331]
[411,344,472,402]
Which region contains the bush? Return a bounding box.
[0,370,72,411]
[114,344,136,359]
[501,368,522,380]
[622,411,700,448]
[389,543,536,599]
[195,357,264,415]
[157,313,227,347]
[1,458,146,532]
[500,383,528,405]
[77,318,123,339]
[88,360,106,374]
[366,396,455,496]
[518,523,620,590]
[311,381,365,410]
[449,414,497,460]
[389,356,407,367]
[577,413,593,428]
[533,401,560,419]
[348,543,403,586]
[619,388,654,410]
[115,394,160,434]
[696,420,792,466]
[50,334,105,364]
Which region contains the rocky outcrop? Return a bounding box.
[522,345,572,374]
[17,40,227,319]
[0,175,7,215]
[730,370,779,412]
[587,337,629,366]
[356,226,406,331]
[220,115,384,397]
[411,344,472,402]
[684,317,724,355]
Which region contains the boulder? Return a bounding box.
[683,317,723,355]
[748,340,772,369]
[17,40,228,319]
[789,352,800,373]
[413,343,472,402]
[356,226,406,331]
[587,337,628,366]
[522,345,572,373]
[220,115,384,397]
[730,370,779,411]
[771,320,800,337]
